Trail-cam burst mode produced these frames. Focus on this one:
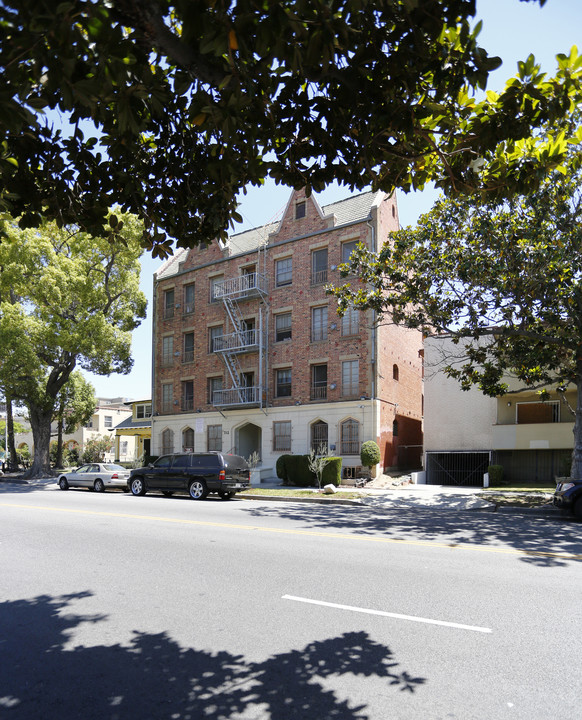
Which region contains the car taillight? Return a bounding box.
[219,470,225,481]
[111,473,118,479]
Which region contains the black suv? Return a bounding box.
[129,452,250,500]
[553,479,582,519]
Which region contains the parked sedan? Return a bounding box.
[553,479,582,519]
[58,463,130,493]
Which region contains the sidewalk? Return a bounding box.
[0,473,563,518]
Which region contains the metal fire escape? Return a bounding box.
[212,269,269,409]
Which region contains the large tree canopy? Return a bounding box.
[0,213,147,476]
[329,157,582,476]
[1,0,581,256]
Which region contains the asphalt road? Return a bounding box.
[1,482,581,720]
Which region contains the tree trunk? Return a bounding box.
[55,404,64,469]
[25,403,53,478]
[571,366,582,481]
[6,394,17,470]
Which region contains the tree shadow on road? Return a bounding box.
[0,592,425,719]
[240,502,582,567]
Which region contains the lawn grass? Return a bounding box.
[479,483,555,507]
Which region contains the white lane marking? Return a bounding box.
[282,595,492,634]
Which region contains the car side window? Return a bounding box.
[90,464,100,472]
[154,456,173,468]
[190,455,205,469]
[77,465,90,473]
[172,455,191,468]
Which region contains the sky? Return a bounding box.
[84,0,582,401]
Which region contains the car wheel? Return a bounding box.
[573,496,582,520]
[189,479,208,500]
[94,478,105,493]
[219,491,234,500]
[59,477,69,491]
[162,491,174,498]
[130,476,146,496]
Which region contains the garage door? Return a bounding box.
[426,452,490,486]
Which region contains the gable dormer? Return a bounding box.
[269,188,335,243]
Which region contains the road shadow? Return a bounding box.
[0,592,425,719]
[240,501,582,567]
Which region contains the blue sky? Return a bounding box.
[85,0,582,400]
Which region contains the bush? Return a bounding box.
[276,454,291,482]
[286,455,316,487]
[488,464,504,486]
[321,457,342,486]
[360,440,381,469]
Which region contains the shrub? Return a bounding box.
[82,435,114,463]
[488,464,504,486]
[360,440,381,469]
[286,454,316,487]
[321,457,342,486]
[276,454,291,482]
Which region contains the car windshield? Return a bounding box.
[104,464,126,472]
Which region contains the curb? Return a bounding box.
[238,493,363,507]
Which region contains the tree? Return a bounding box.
[329,158,582,479]
[1,1,581,256]
[81,435,114,463]
[53,372,96,469]
[0,213,146,477]
[307,443,330,490]
[360,440,381,476]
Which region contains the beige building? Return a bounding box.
[424,336,574,485]
[151,188,424,480]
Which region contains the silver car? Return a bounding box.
[58,463,130,493]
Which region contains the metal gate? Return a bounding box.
[426,452,491,486]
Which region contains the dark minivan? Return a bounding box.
[129,452,250,500]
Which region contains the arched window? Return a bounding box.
[310,421,328,452]
[182,427,194,452]
[393,364,399,381]
[161,428,174,456]
[340,419,360,455]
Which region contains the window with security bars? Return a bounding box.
[183,283,195,315]
[163,288,174,319]
[275,368,292,397]
[340,419,360,455]
[310,364,327,400]
[311,248,328,285]
[341,306,359,336]
[183,332,194,363]
[342,360,359,398]
[161,383,173,413]
[207,424,222,451]
[209,325,223,353]
[311,306,328,342]
[182,427,194,452]
[161,428,174,455]
[310,421,328,452]
[275,312,292,342]
[181,380,194,411]
[207,377,222,404]
[161,335,173,366]
[273,421,291,452]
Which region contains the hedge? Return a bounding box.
[275,454,342,487]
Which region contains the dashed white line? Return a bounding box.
[282,595,492,633]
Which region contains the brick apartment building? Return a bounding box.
[151,188,423,480]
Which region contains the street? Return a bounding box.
[1,482,581,720]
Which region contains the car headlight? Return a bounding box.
[559,483,575,492]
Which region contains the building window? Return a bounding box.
[273,421,292,451]
[161,383,173,413]
[208,424,222,451]
[275,257,292,287]
[393,364,399,381]
[341,306,359,336]
[242,318,256,347]
[393,419,399,437]
[341,240,358,264]
[311,420,328,452]
[163,288,174,319]
[311,364,327,401]
[120,440,128,456]
[136,403,152,419]
[295,200,306,219]
[311,305,328,342]
[161,428,174,455]
[210,275,224,303]
[517,402,560,424]
[239,372,255,403]
[207,376,223,404]
[103,415,113,428]
[342,360,359,398]
[275,312,292,342]
[183,332,194,363]
[209,325,223,353]
[275,368,292,397]
[181,380,194,412]
[311,248,328,285]
[184,283,195,315]
[340,419,360,455]
[182,427,194,452]
[161,335,174,366]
